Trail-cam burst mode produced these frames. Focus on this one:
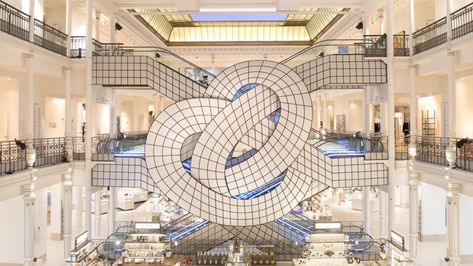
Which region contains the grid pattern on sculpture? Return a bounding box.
[91,157,160,194]
[294,54,387,91]
[92,56,205,101]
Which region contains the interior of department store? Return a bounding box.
[2,0,473,265]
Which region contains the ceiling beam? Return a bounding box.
[128,10,353,15]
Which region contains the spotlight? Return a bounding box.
[318,52,324,57]
[155,52,161,59]
[356,22,363,30]
[115,22,123,31]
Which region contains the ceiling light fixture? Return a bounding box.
[199,7,277,13]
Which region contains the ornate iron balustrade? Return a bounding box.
[72,136,85,161]
[395,136,409,160]
[452,2,473,39]
[33,19,67,55]
[70,36,103,58]
[393,33,410,56]
[0,139,27,175]
[412,17,447,54]
[32,137,67,167]
[0,0,29,41]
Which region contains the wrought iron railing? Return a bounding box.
[395,136,409,160]
[0,0,29,41]
[72,136,85,161]
[393,33,410,56]
[412,17,447,54]
[413,136,450,167]
[33,19,67,55]
[70,36,103,58]
[452,2,473,39]
[0,139,27,175]
[33,137,67,167]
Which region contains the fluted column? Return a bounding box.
[23,170,36,266]
[446,183,461,266]
[379,191,388,239]
[24,53,36,168]
[64,66,73,162]
[65,0,72,57]
[108,187,116,235]
[28,0,35,42]
[316,95,321,128]
[362,188,371,234]
[63,169,73,256]
[84,0,93,235]
[94,190,101,238]
[408,145,419,258]
[322,93,328,129]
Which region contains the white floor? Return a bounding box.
[40,198,472,266]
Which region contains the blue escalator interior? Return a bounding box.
[168,220,210,242]
[317,138,366,159]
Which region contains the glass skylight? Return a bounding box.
[191,13,288,22]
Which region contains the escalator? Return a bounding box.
[93,45,215,102]
[168,219,211,242]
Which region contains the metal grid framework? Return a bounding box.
[92,55,206,102]
[91,156,160,193]
[294,54,387,91]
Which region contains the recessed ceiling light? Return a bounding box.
[199,7,277,13]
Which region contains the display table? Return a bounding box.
[121,233,171,264]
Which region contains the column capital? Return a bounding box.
[95,10,102,20]
[23,53,34,60]
[447,182,461,199]
[63,65,72,71]
[22,184,36,201]
[63,168,73,187]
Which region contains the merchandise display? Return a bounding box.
[121,233,171,264]
[66,232,101,266]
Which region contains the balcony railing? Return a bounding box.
[0,137,67,175]
[70,36,103,58]
[33,19,67,56]
[0,139,27,175]
[393,33,410,56]
[395,136,409,160]
[33,137,67,167]
[0,0,29,41]
[452,2,473,39]
[413,17,447,54]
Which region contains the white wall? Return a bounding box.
[418,95,443,137]
[329,91,364,132]
[44,97,65,138]
[455,76,473,138]
[460,193,473,255]
[0,187,48,264]
[420,182,446,237]
[0,76,19,140]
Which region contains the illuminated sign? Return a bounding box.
[75,231,88,249]
[390,231,405,250]
[135,222,161,230]
[314,222,342,230]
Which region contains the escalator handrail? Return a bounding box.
[281,38,371,66]
[95,44,215,79]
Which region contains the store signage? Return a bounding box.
[135,222,161,230]
[314,222,342,230]
[75,231,88,249]
[390,231,405,250]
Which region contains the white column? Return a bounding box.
[446,183,461,266]
[109,15,117,136]
[386,0,396,237]
[409,66,417,136]
[108,187,117,235]
[73,185,83,228]
[447,51,456,138]
[94,190,101,238]
[28,0,35,42]
[379,191,388,239]
[446,0,453,42]
[322,93,328,129]
[94,11,101,41]
[64,66,73,162]
[65,0,72,57]
[362,188,371,234]
[23,183,36,266]
[25,54,35,140]
[84,0,93,235]
[408,0,415,55]
[408,173,419,258]
[378,9,384,34]
[363,87,370,135]
[63,169,73,257]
